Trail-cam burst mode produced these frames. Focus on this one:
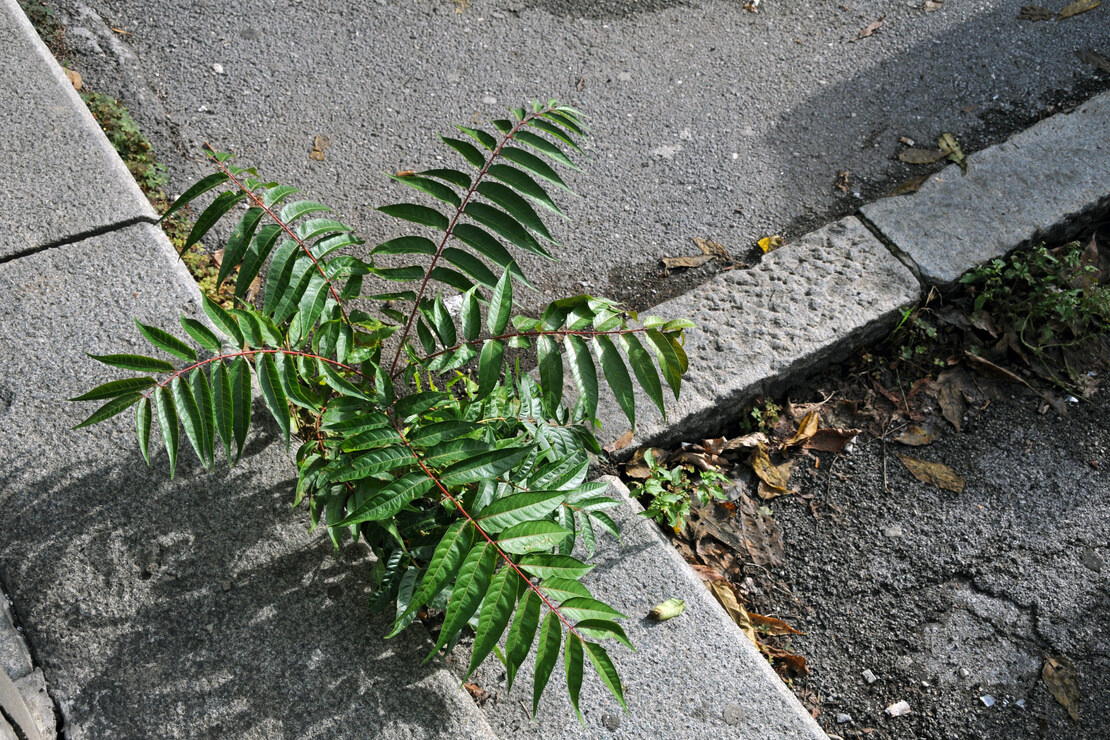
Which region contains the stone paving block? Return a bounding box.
[592,216,921,452]
[861,91,1110,286]
[469,477,827,739]
[0,223,494,739]
[13,669,56,739]
[0,591,33,681]
[0,0,153,258]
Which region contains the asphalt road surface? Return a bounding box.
[55,0,1109,312]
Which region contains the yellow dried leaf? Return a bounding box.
[749,611,806,636]
[65,68,83,90]
[661,254,714,269]
[937,133,966,172]
[706,579,758,646]
[309,134,331,161]
[692,237,731,259]
[894,424,940,446]
[757,235,785,253]
[649,598,687,621]
[782,410,819,447]
[896,454,965,492]
[724,432,769,450]
[750,446,789,493]
[757,461,794,500]
[1042,656,1080,720]
[1058,0,1100,18]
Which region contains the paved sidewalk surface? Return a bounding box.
[1,0,1107,737]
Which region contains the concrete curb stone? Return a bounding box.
[592,216,922,453]
[468,476,828,739]
[0,0,154,259]
[0,590,54,738]
[861,91,1110,286]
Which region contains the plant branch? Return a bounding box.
[146,348,365,394]
[204,146,350,326]
[418,325,654,364]
[388,107,560,378]
[387,411,585,640]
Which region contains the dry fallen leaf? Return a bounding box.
[65,68,83,90]
[750,446,790,494]
[624,447,667,479]
[894,424,941,446]
[763,644,809,676]
[1058,0,1100,18]
[1018,4,1056,19]
[463,681,491,707]
[782,410,819,447]
[662,254,714,270]
[835,170,851,194]
[757,461,794,501]
[693,237,731,259]
[899,148,947,164]
[739,493,785,566]
[1042,655,1080,721]
[649,598,687,621]
[937,133,967,172]
[757,235,785,253]
[749,611,806,636]
[856,15,885,39]
[897,454,965,492]
[724,432,770,451]
[803,427,860,453]
[887,174,931,197]
[1077,49,1110,74]
[604,430,634,454]
[309,134,331,161]
[706,578,758,645]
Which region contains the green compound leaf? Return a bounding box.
[390,520,473,637]
[135,396,152,464]
[153,385,179,478]
[438,445,531,486]
[72,393,142,430]
[170,376,206,470]
[566,632,585,723]
[378,203,450,231]
[467,566,521,678]
[135,320,196,362]
[553,596,627,623]
[583,640,627,711]
[576,619,634,651]
[87,353,174,374]
[533,612,563,716]
[257,353,290,446]
[70,377,155,402]
[203,294,245,348]
[229,357,252,463]
[335,472,432,526]
[564,335,598,419]
[620,333,665,420]
[179,317,221,354]
[476,491,567,533]
[505,588,541,692]
[497,520,573,555]
[191,368,216,469]
[212,361,234,465]
[476,339,505,401]
[538,576,592,603]
[520,554,594,581]
[430,540,497,656]
[487,269,513,335]
[160,171,228,221]
[596,335,634,428]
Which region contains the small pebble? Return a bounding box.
[482,96,497,105]
[959,667,971,678]
[1016,699,1026,709]
[862,669,878,684]
[722,704,744,726]
[221,580,232,592]
[836,713,852,724]
[883,524,904,538]
[885,700,911,717]
[601,713,620,731]
[212,63,225,75]
[980,695,995,708]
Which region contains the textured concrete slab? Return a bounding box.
[861,92,1110,286]
[467,477,827,739]
[0,0,153,258]
[593,217,921,452]
[0,223,494,739]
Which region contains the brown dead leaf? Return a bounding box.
[463,681,491,707]
[803,428,859,453]
[604,430,634,454]
[1058,0,1100,18]
[750,446,789,494]
[395,169,416,177]
[696,535,741,579]
[749,611,806,636]
[894,423,941,446]
[757,460,794,501]
[1042,656,1080,721]
[689,562,727,582]
[897,454,965,492]
[964,351,1032,388]
[932,367,979,431]
[887,174,931,197]
[1019,4,1056,19]
[969,310,1000,337]
[724,432,770,451]
[309,134,331,161]
[763,644,810,676]
[671,449,726,472]
[1078,48,1110,74]
[662,254,714,270]
[693,237,731,259]
[706,578,758,645]
[111,26,131,35]
[835,170,851,194]
[739,493,785,566]
[899,148,947,164]
[855,15,885,39]
[782,410,819,447]
[65,68,83,90]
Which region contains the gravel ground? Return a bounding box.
[762,385,1110,739]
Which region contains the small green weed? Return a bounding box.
[961,241,1110,356]
[631,450,730,532]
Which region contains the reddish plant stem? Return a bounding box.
[388,108,559,378]
[388,411,585,640]
[146,348,363,394]
[204,148,350,325]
